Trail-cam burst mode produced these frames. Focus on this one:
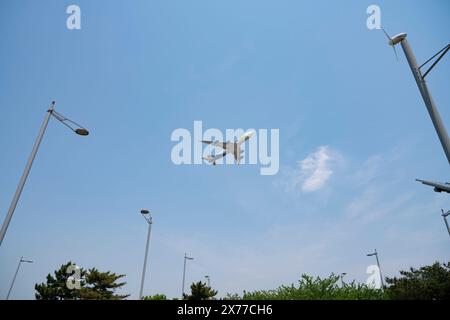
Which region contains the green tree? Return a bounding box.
[142,293,167,300]
[225,274,386,300]
[79,268,129,300]
[183,281,218,300]
[35,262,129,300]
[35,262,86,300]
[385,261,450,300]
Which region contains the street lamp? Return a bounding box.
[340,273,347,287]
[386,33,450,164]
[205,275,210,287]
[6,256,33,300]
[384,32,450,194]
[442,209,450,237]
[181,253,194,299]
[367,249,385,289]
[0,101,89,247]
[139,209,153,300]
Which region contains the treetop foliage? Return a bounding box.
[35,262,129,300]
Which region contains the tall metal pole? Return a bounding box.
[6,257,23,300]
[399,36,450,164]
[442,210,450,237]
[182,253,187,299]
[443,215,450,237]
[0,103,55,247]
[6,256,33,299]
[139,213,152,300]
[374,249,385,289]
[181,253,194,299]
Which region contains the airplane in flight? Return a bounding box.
[416,179,450,194]
[202,130,255,165]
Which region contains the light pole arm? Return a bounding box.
[0,105,54,247]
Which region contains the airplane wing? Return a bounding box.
[201,140,228,150]
[237,130,255,145]
[416,179,450,194]
[203,151,227,165]
[213,151,227,160]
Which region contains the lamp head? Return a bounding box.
[141,209,150,215]
[21,259,33,263]
[75,128,89,136]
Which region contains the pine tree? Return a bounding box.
[80,268,129,300]
[35,262,129,300]
[35,262,86,300]
[385,261,450,300]
[183,281,218,300]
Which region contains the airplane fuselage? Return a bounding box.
[416,179,450,194]
[202,130,255,165]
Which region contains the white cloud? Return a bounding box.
[275,145,340,194]
[299,146,335,192]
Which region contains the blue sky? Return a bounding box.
[0,0,449,299]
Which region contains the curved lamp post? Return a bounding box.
[0,101,89,247]
[139,209,153,300]
[386,33,450,164]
